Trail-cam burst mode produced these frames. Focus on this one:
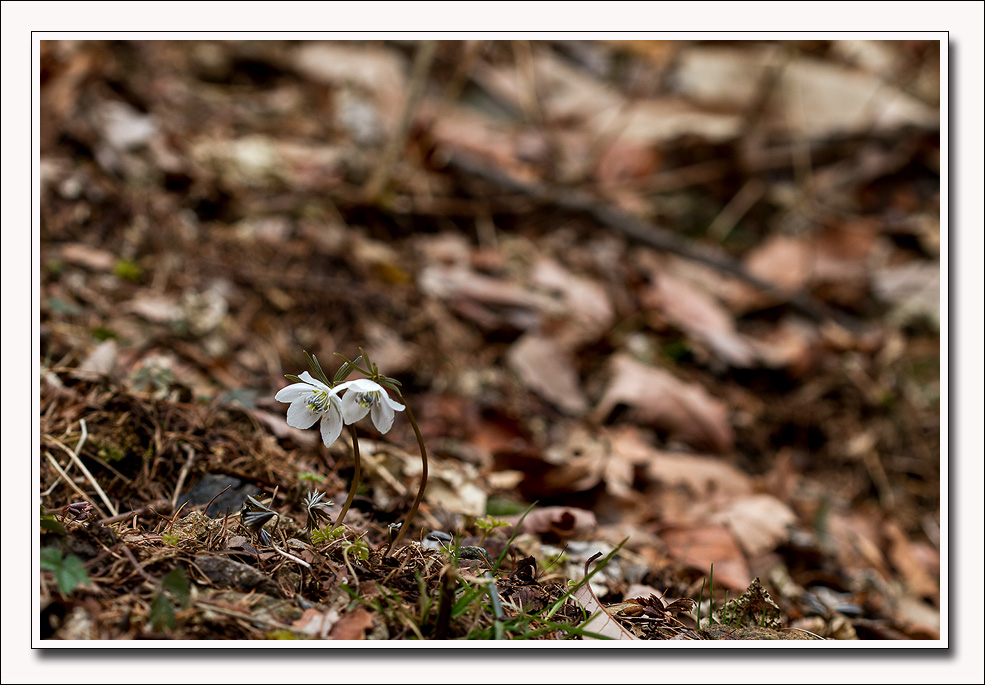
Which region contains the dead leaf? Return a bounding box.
[60,243,116,271]
[710,494,797,557]
[328,607,374,640]
[78,339,117,376]
[648,271,757,367]
[126,293,182,324]
[871,260,940,330]
[594,354,734,454]
[674,45,938,139]
[292,42,406,120]
[292,607,340,639]
[530,258,614,349]
[508,506,597,541]
[883,521,939,599]
[507,333,589,415]
[660,524,751,590]
[572,553,638,641]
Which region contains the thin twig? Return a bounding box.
[170,443,197,510]
[202,484,233,517]
[45,429,118,517]
[99,498,172,526]
[442,149,866,332]
[44,451,108,519]
[271,544,312,569]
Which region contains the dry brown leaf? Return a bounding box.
[674,45,938,139]
[573,583,638,641]
[710,494,797,557]
[328,607,374,640]
[292,42,406,120]
[507,333,589,415]
[539,425,638,498]
[292,607,340,639]
[871,260,940,330]
[60,243,116,271]
[660,524,751,590]
[428,105,545,183]
[531,258,614,349]
[648,271,757,367]
[78,339,117,376]
[594,354,733,454]
[883,521,939,599]
[418,263,552,311]
[572,552,638,641]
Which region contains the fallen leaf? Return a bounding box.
[660,524,751,590]
[530,258,614,349]
[594,354,734,454]
[508,506,597,541]
[328,607,374,640]
[60,243,116,271]
[883,521,939,599]
[292,607,340,639]
[648,271,757,367]
[572,553,638,641]
[710,494,797,557]
[78,339,117,376]
[507,333,589,415]
[871,260,940,330]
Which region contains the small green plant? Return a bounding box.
[112,258,144,282]
[40,547,90,595]
[298,471,326,483]
[275,348,428,557]
[309,525,346,544]
[473,515,510,547]
[161,532,180,547]
[149,566,191,632]
[40,506,67,535]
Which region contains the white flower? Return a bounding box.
[274,371,345,447]
[337,378,405,434]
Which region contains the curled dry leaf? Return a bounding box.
[572,553,638,641]
[506,506,597,541]
[594,354,734,454]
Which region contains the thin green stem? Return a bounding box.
[385,398,428,557]
[333,425,361,531]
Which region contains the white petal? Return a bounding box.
[286,399,319,429]
[298,371,330,391]
[320,407,343,447]
[341,391,370,424]
[383,394,405,412]
[371,399,395,433]
[345,378,384,392]
[275,382,316,403]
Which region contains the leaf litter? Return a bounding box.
[38,38,941,642]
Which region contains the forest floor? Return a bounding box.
[37,39,942,642]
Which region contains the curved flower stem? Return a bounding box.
[333,425,361,531]
[385,398,428,557]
